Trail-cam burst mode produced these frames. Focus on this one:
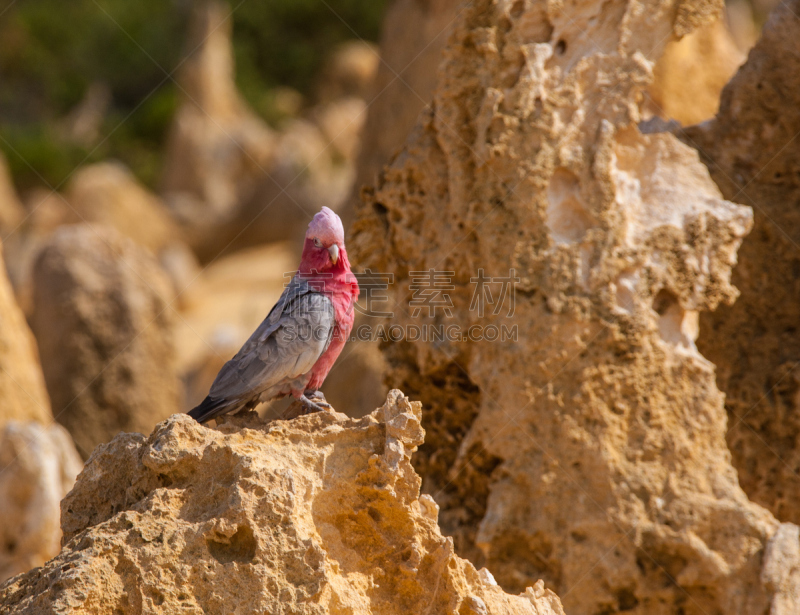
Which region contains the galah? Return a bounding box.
[188,207,359,423]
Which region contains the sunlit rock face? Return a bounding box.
[352,0,800,612]
[0,391,565,615]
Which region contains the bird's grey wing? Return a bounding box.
[232,276,308,357]
[208,285,335,402]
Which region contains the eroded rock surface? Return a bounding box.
[0,391,564,615]
[0,422,83,585]
[352,0,800,613]
[685,2,800,527]
[30,225,180,458]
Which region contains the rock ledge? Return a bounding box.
[0,390,563,615]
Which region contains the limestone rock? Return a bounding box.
[65,161,180,254]
[317,40,380,102]
[0,391,565,615]
[684,2,800,528]
[4,165,184,316]
[0,151,24,233]
[313,96,369,164]
[352,0,800,612]
[30,225,180,458]
[160,2,361,263]
[0,239,52,428]
[345,0,461,228]
[160,0,275,256]
[0,421,83,584]
[3,188,81,313]
[215,117,356,257]
[645,17,745,125]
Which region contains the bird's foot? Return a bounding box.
[299,393,330,415]
[305,390,332,410]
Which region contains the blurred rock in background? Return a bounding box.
[316,40,380,103]
[345,0,461,229]
[67,162,179,255]
[0,238,52,428]
[161,2,378,264]
[644,18,746,125]
[0,153,24,235]
[3,161,187,315]
[0,422,82,585]
[30,225,180,458]
[160,0,276,260]
[56,82,112,148]
[0,234,83,586]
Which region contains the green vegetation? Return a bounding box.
[0,0,385,192]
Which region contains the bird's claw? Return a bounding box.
[299,394,331,414]
[305,390,332,410]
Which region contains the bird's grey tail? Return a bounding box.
[187,396,233,424]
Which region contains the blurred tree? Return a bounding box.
[0,0,385,191]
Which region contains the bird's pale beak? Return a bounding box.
[328,244,339,264]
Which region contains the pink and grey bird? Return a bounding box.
[188,207,359,423]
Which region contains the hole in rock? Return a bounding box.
[652,289,674,315]
[555,39,567,55]
[206,525,257,565]
[652,290,698,349]
[373,202,390,231]
[546,168,594,245]
[616,587,639,611]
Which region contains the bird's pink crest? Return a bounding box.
[306,206,345,247]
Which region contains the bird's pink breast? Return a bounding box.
[305,291,356,391]
[299,254,358,394]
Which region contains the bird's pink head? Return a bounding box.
[299,207,349,276]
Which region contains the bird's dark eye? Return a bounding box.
[314,238,322,248]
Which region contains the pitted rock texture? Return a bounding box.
[0,421,83,584]
[0,391,564,615]
[30,224,180,458]
[352,0,800,613]
[684,2,800,527]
